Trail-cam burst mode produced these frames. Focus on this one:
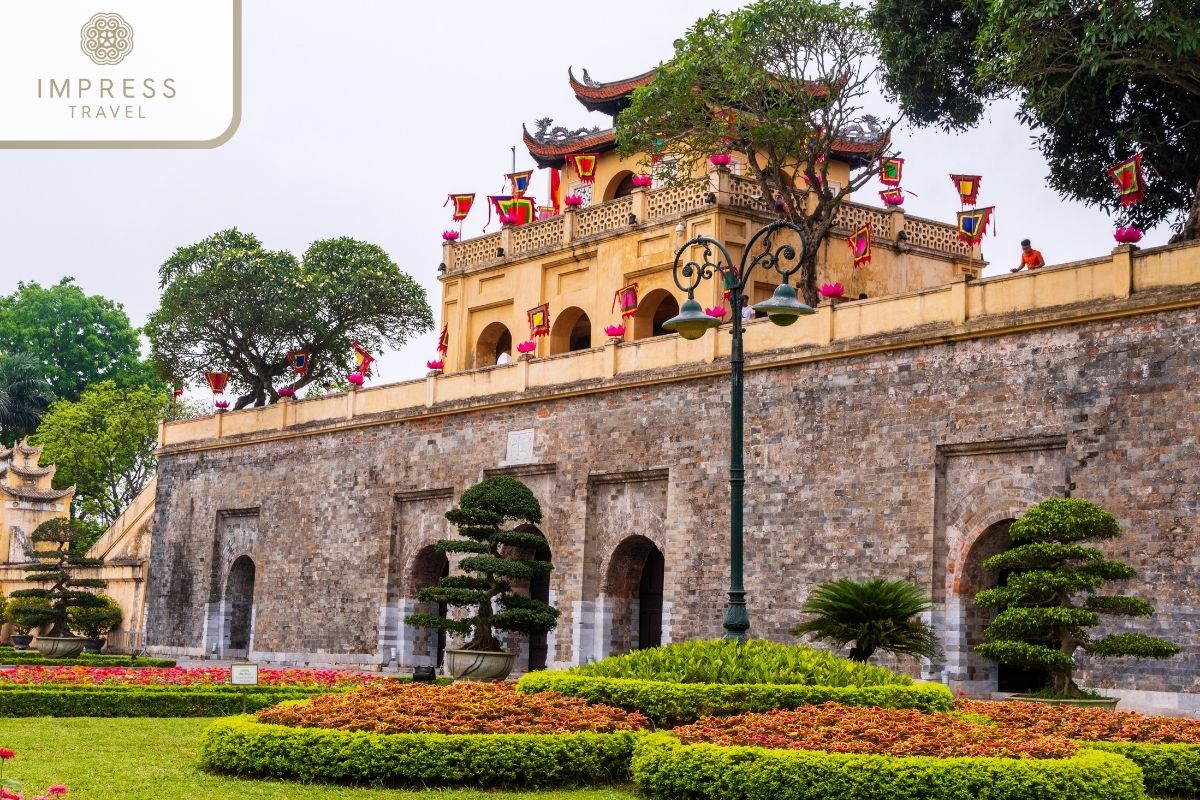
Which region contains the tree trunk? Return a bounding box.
[1169,176,1200,243]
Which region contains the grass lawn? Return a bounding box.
[1,717,640,800]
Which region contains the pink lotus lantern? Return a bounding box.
[214,399,230,410]
[705,306,728,319]
[819,282,846,299]
[564,194,585,208]
[499,213,517,226]
[710,153,733,167]
[347,372,365,386]
[426,359,445,371]
[517,340,537,354]
[442,230,460,242]
[277,386,296,398]
[1114,225,1143,244]
[604,324,626,338]
[631,174,653,188]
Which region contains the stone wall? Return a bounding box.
[146,297,1200,709]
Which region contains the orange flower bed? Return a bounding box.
[256,681,649,735]
[671,703,1076,759]
[957,699,1200,744]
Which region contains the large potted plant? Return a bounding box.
[975,498,1178,706]
[12,518,108,659]
[407,475,557,680]
[2,596,54,650]
[68,593,123,653]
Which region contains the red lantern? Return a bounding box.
[204,371,230,394]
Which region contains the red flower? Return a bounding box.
[0,748,13,759]
[47,787,68,796]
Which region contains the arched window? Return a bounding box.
[475,322,512,367]
[632,289,680,340]
[409,545,450,668]
[224,555,256,656]
[549,307,592,355]
[605,170,637,201]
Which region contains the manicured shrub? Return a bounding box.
[671,703,1076,758]
[200,715,642,788]
[257,681,648,734]
[0,665,375,687]
[0,649,175,668]
[0,685,337,717]
[961,698,1200,797]
[630,732,1145,800]
[573,639,911,686]
[790,578,941,663]
[516,671,953,727]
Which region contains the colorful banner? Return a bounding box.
[204,371,230,394]
[492,195,537,226]
[287,349,310,375]
[879,157,904,186]
[507,170,533,198]
[1107,154,1146,206]
[352,342,375,376]
[571,153,599,183]
[949,174,982,206]
[437,325,449,356]
[550,167,562,214]
[445,193,475,221]
[172,379,184,399]
[528,303,551,337]
[847,224,873,267]
[612,283,639,318]
[956,206,995,244]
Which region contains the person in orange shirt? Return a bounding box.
[1011,239,1045,272]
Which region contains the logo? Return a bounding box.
[80,12,134,66]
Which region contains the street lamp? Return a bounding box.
[663,220,814,642]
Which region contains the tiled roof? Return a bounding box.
[0,484,72,502]
[569,67,656,113]
[523,126,619,169]
[2,463,55,480]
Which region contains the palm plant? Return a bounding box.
[0,353,52,444]
[790,578,942,663]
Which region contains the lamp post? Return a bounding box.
[663,220,814,642]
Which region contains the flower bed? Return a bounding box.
[630,733,1144,800]
[961,699,1200,797]
[0,666,374,688]
[672,704,1076,759]
[257,680,647,734]
[201,683,648,788]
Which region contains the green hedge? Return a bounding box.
[0,649,176,667]
[1086,741,1200,798]
[631,732,1145,800]
[199,715,642,788]
[516,672,953,727]
[0,684,339,717]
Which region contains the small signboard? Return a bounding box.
[230,663,259,685]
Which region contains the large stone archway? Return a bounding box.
[223,555,255,658]
[601,535,666,656]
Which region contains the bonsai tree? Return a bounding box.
[975,498,1179,696]
[9,518,107,638]
[790,578,942,663]
[407,476,557,652]
[68,593,123,640]
[2,595,54,636]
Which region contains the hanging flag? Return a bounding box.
[879,188,905,206]
[537,205,555,220]
[204,371,230,394]
[949,174,982,206]
[437,325,449,356]
[956,206,995,243]
[847,224,873,267]
[172,379,184,399]
[879,157,904,186]
[352,342,376,376]
[550,167,562,214]
[445,193,475,221]
[1107,154,1146,206]
[287,349,311,375]
[612,284,639,318]
[491,195,537,226]
[571,153,599,183]
[719,263,740,301]
[507,170,533,198]
[528,303,551,337]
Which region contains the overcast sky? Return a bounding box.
[0,1,1170,384]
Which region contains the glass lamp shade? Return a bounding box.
[663,297,722,340]
[753,283,816,326]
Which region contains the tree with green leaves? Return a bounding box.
[790,578,942,663]
[2,595,54,636]
[407,476,557,653]
[33,380,167,538]
[975,498,1178,696]
[0,278,155,406]
[9,518,106,638]
[0,353,52,446]
[616,0,896,304]
[145,229,434,409]
[871,0,1200,240]
[67,593,123,640]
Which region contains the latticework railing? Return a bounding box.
[647,183,707,218]
[455,232,502,269]
[906,215,972,256]
[510,216,564,254]
[574,196,635,239]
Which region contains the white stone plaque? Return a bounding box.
[504,429,535,465]
[230,663,258,685]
